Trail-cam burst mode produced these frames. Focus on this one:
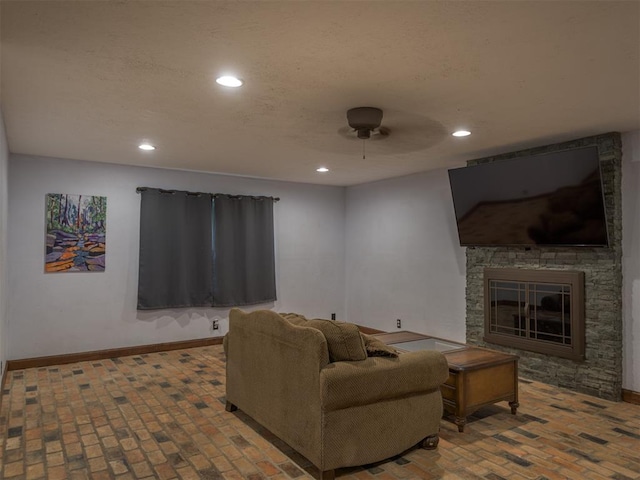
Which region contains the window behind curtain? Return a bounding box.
[137,189,276,309]
[137,189,214,309]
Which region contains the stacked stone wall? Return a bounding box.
[465,133,622,400]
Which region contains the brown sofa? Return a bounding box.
[224,309,449,479]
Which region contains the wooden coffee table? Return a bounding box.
[375,331,519,432]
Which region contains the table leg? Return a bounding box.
[509,401,519,415]
[454,416,466,432]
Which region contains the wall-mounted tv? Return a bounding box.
[448,146,609,247]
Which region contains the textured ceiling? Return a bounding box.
[1,1,639,186]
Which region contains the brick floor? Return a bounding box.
[1,345,639,479]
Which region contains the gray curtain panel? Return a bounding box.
[137,189,214,309]
[213,195,276,306]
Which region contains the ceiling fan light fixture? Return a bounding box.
[347,107,383,138]
[356,128,371,139]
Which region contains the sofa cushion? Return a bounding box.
[284,314,367,362]
[361,334,398,357]
[280,312,309,323]
[320,351,449,411]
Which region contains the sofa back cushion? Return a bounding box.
[284,314,367,362]
[281,313,308,324]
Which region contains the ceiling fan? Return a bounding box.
[338,107,390,141]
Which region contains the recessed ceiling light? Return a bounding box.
[452,130,471,137]
[138,143,156,151]
[216,75,243,87]
[316,167,329,173]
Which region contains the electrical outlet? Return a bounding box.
[212,320,219,331]
[396,319,402,329]
[331,313,336,320]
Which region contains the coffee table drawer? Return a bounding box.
[440,373,457,403]
[444,371,457,387]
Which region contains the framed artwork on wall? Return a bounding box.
[45,193,107,272]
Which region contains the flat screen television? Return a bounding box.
[448,146,609,247]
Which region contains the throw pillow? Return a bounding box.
[281,312,367,362]
[361,333,399,357]
[306,318,367,362]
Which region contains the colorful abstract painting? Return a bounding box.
[45,193,107,272]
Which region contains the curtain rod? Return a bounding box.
[136,187,280,202]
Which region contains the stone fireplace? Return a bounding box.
[465,133,622,401]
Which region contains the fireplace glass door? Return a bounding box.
[483,268,584,360]
[488,281,572,345]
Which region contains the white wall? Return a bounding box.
[10,141,638,393]
[345,168,467,341]
[0,110,9,375]
[622,129,640,392]
[7,154,346,359]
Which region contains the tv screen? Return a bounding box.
[448,146,609,247]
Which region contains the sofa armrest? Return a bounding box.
[320,350,449,411]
